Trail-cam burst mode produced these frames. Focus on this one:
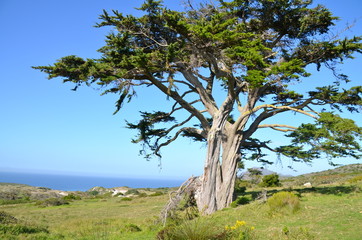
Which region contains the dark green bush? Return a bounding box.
[260,174,281,187]
[230,196,251,208]
[62,193,81,201]
[88,190,99,196]
[124,223,142,232]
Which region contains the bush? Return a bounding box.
[119,197,133,201]
[230,196,251,208]
[0,224,49,235]
[267,191,300,214]
[0,211,18,224]
[0,211,49,236]
[124,223,142,232]
[138,192,148,198]
[150,191,164,197]
[88,190,99,196]
[36,198,69,207]
[63,193,81,201]
[347,175,362,184]
[157,218,221,240]
[125,189,140,195]
[260,174,281,187]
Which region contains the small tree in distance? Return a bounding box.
[34,0,362,214]
[260,174,281,187]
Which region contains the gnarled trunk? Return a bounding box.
[195,125,241,214]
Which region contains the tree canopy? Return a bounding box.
[34,0,362,213]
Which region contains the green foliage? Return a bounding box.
[0,224,49,235]
[35,198,69,207]
[123,223,142,232]
[62,193,81,201]
[267,191,300,214]
[0,211,49,238]
[88,190,99,196]
[150,191,164,196]
[278,112,362,163]
[260,174,281,187]
[158,218,222,240]
[347,175,362,184]
[119,197,133,201]
[224,220,256,240]
[230,195,251,208]
[125,189,140,195]
[280,226,315,240]
[0,211,18,224]
[234,179,250,194]
[33,0,362,166]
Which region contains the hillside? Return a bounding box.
[281,163,362,187]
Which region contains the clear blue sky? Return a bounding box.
[1,0,361,179]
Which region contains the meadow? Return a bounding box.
[0,165,361,239]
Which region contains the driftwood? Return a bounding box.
[160,176,201,226]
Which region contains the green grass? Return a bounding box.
[0,182,361,239]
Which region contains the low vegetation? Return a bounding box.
[0,164,361,239]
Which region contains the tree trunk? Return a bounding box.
[195,126,240,214]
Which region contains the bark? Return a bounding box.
[195,119,241,214]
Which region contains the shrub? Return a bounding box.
[235,179,250,193]
[0,211,18,224]
[138,192,148,198]
[119,197,132,201]
[260,174,281,187]
[124,223,142,232]
[88,190,99,196]
[0,224,49,235]
[347,175,362,184]
[267,191,300,214]
[36,198,69,207]
[230,196,251,208]
[158,218,221,240]
[63,193,81,201]
[150,191,164,197]
[125,189,140,195]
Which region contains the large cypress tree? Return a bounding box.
[34,0,362,214]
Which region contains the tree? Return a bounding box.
[34,0,362,214]
[260,174,281,187]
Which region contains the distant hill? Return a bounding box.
[239,167,292,180]
[281,164,362,187]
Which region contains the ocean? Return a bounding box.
[0,172,185,191]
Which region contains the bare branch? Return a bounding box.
[180,68,219,116]
[155,126,204,157]
[146,71,211,131]
[244,104,318,119]
[258,124,298,132]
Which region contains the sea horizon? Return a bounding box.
[0,171,185,191]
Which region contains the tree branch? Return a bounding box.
[258,124,298,132]
[146,71,211,131]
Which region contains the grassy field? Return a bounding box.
[1,166,361,239]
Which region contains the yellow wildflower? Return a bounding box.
[235,220,246,226]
